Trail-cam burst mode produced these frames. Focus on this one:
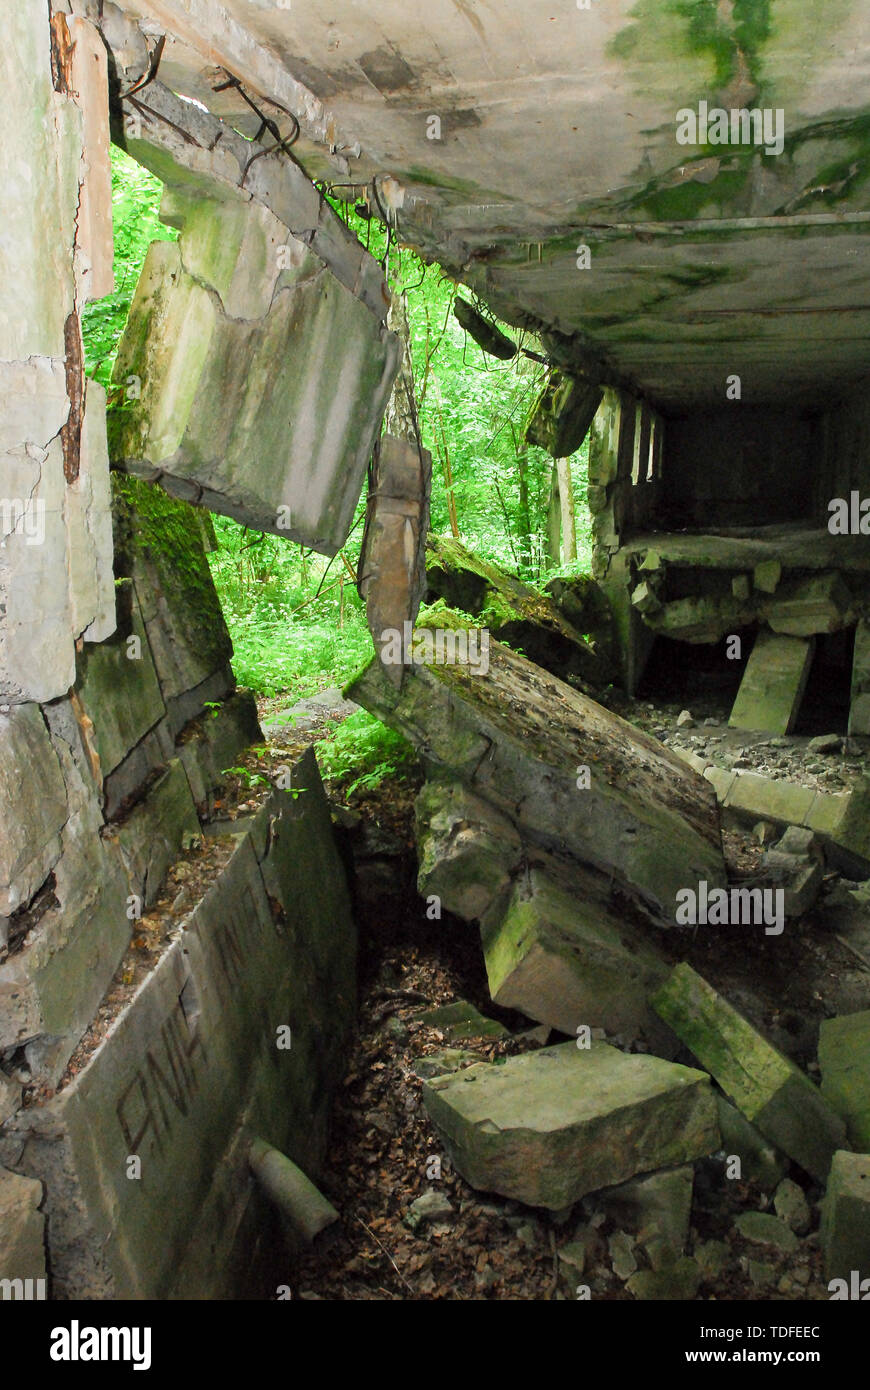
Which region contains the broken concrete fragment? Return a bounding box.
[422,1041,718,1209]
[626,1256,700,1300]
[111,187,399,556]
[818,1010,870,1152]
[631,580,662,615]
[0,1166,45,1287]
[644,594,754,644]
[652,965,846,1182]
[415,780,522,922]
[820,1151,870,1284]
[415,1000,509,1042]
[525,370,603,459]
[348,637,726,927]
[0,704,67,916]
[763,573,853,637]
[425,535,607,686]
[479,867,671,1048]
[732,574,751,600]
[735,1210,799,1254]
[406,1190,455,1230]
[753,560,781,594]
[599,1165,694,1258]
[774,1178,811,1235]
[728,630,814,735]
[715,1095,788,1190]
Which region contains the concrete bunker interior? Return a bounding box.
[4,0,870,1307]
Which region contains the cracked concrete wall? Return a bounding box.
[1,1,115,707]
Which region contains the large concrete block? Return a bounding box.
[110,187,400,556]
[819,1011,870,1153]
[479,867,670,1048]
[821,1152,870,1285]
[0,704,67,917]
[423,1041,718,1209]
[0,752,355,1298]
[653,964,846,1182]
[728,630,814,735]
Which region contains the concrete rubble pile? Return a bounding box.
[348,572,870,1296]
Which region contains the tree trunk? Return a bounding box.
[546,462,560,565]
[557,457,577,564]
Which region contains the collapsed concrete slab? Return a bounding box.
[110,176,399,555]
[728,630,814,735]
[652,965,846,1182]
[348,631,726,927]
[422,1041,718,1209]
[479,867,671,1048]
[819,1011,870,1153]
[0,752,355,1299]
[820,1151,870,1286]
[425,534,608,686]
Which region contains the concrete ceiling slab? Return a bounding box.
[118,0,870,410]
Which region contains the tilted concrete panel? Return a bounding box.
[110,185,400,555]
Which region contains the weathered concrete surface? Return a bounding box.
[762,573,854,637]
[0,752,355,1299]
[110,177,399,556]
[423,1041,718,1209]
[728,630,815,735]
[0,5,116,705]
[653,964,846,1182]
[111,759,200,910]
[415,780,522,923]
[715,1095,789,1191]
[348,633,726,926]
[0,704,67,917]
[819,1011,870,1153]
[425,535,607,686]
[821,1151,870,1285]
[0,1166,45,1289]
[479,867,671,1047]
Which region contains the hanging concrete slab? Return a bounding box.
[110,182,400,556]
